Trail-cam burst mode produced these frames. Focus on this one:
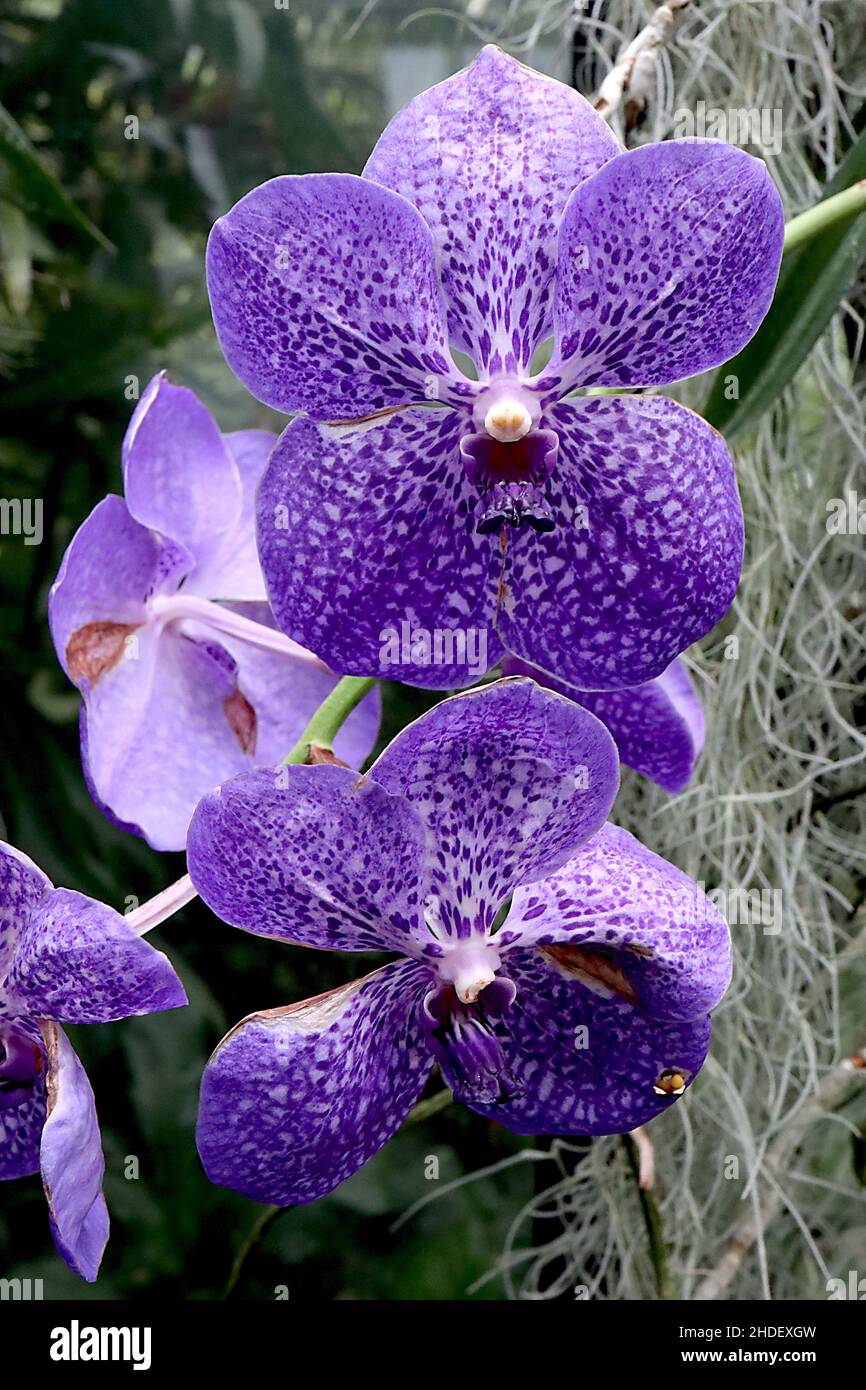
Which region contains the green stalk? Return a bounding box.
[622,1134,674,1300]
[782,180,866,256]
[282,674,378,765]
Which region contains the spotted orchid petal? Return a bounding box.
[187,764,431,954]
[459,948,713,1135]
[364,44,620,377]
[207,173,460,420]
[6,887,187,1025]
[536,139,784,398]
[566,659,705,792]
[498,823,732,1022]
[0,842,52,980]
[257,395,741,695]
[502,656,705,793]
[188,683,618,955]
[497,395,743,689]
[196,960,433,1206]
[257,410,504,687]
[369,680,619,937]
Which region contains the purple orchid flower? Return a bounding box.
[502,655,705,794]
[206,45,784,691]
[185,679,730,1207]
[49,373,380,852]
[0,840,187,1280]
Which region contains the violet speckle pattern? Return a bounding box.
[501,822,732,1021]
[257,395,741,692]
[364,44,621,376]
[370,679,619,933]
[0,1072,45,1180]
[572,658,704,791]
[467,948,713,1135]
[540,140,785,397]
[187,765,431,954]
[206,173,457,419]
[187,682,618,952]
[257,408,505,688]
[498,395,744,688]
[7,887,187,1024]
[502,655,705,794]
[197,960,433,1206]
[0,842,50,981]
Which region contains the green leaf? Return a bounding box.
[782,181,866,255]
[0,100,112,251]
[0,201,32,316]
[226,0,267,93]
[703,121,866,441]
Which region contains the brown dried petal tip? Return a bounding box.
[307,744,350,768]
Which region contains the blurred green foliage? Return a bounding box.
[0,0,530,1299]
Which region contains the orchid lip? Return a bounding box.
[475,482,555,535]
[460,427,559,535]
[422,973,521,1107]
[0,1021,43,1111]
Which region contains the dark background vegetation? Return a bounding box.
[0,0,536,1299]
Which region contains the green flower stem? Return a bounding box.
[402,1087,452,1126]
[282,675,378,765]
[223,1204,282,1300]
[622,1133,674,1300]
[783,180,866,256]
